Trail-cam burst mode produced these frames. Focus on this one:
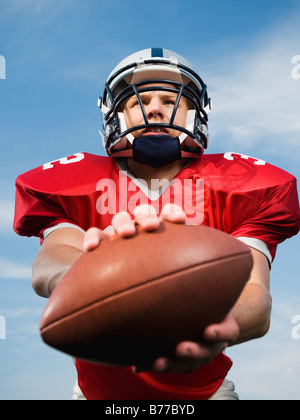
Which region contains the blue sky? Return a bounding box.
[0,0,299,400]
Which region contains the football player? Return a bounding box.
[14,48,300,400]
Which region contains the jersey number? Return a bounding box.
[224,152,266,166]
[43,153,85,170]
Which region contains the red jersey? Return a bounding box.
[14,151,300,400]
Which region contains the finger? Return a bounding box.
[111,212,136,237]
[160,203,186,224]
[151,357,170,373]
[152,354,206,374]
[175,341,225,362]
[155,340,227,374]
[203,314,240,343]
[132,364,153,374]
[83,227,108,251]
[134,204,160,231]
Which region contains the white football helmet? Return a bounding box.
[98,48,211,163]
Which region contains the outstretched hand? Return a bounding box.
[134,313,239,374]
[83,203,186,251]
[83,204,239,374]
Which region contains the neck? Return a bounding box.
[125,158,188,190]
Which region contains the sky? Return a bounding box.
[0,0,300,400]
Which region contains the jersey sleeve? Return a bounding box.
[13,153,116,239]
[192,153,300,263]
[14,173,79,239]
[229,166,300,261]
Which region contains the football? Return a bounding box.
[40,222,253,366]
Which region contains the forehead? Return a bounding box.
[137,82,176,93]
[139,82,175,87]
[122,82,189,109]
[128,83,183,102]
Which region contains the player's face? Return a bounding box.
[122,83,189,139]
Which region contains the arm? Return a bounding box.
[79,207,271,373]
[229,247,271,345]
[32,205,272,374]
[32,228,86,298]
[32,225,122,297]
[31,204,180,298]
[147,247,271,374]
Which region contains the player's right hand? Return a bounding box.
[83,204,186,251]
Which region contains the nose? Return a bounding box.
[145,98,165,121]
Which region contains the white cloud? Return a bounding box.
[1,307,42,320]
[0,257,32,280]
[0,200,15,234]
[227,295,300,400]
[199,12,300,161]
[1,307,32,319]
[0,0,70,15]
[231,342,300,400]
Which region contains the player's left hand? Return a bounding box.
[83,203,239,374]
[134,314,239,374]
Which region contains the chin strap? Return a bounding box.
[107,111,204,164]
[111,135,202,167]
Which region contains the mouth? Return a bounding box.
[143,127,168,136]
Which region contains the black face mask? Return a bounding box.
[132,135,182,168]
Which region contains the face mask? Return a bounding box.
[132,135,181,168]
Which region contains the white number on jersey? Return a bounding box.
[224,152,266,166]
[43,153,85,170]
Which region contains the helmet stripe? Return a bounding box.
[151,48,164,58]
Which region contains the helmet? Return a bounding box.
[98,48,211,165]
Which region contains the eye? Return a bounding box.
[131,100,139,107]
[128,95,150,108]
[163,96,177,106]
[165,99,176,106]
[126,97,139,108]
[141,98,150,106]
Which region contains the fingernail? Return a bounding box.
[209,330,218,341]
[143,217,160,230]
[155,361,168,373]
[83,238,96,250]
[118,222,135,236]
[184,348,192,357]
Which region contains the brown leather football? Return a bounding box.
[40,221,253,366]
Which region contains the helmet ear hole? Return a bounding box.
[113,79,129,98]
